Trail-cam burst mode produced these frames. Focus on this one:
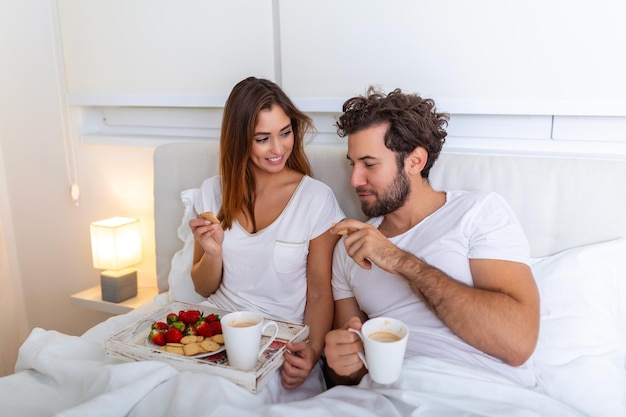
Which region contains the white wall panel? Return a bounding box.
[553,116,626,142]
[448,115,552,140]
[58,0,275,95]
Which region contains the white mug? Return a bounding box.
[349,317,409,384]
[221,311,279,371]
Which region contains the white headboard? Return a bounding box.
[154,141,626,293]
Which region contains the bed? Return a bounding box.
[1,141,625,417]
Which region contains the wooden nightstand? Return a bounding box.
[70,286,159,315]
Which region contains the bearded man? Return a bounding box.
[324,87,540,388]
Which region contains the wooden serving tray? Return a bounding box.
[105,301,309,393]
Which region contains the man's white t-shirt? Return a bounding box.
[200,175,345,323]
[332,190,536,387]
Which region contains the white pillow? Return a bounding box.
[531,238,626,417]
[167,188,207,304]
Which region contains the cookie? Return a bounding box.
[201,212,220,224]
[183,342,204,356]
[161,344,184,355]
[181,335,204,344]
[200,339,221,352]
[332,222,348,235]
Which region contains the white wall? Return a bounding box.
[2,0,626,375]
[0,125,28,376]
[57,0,276,95]
[0,0,159,351]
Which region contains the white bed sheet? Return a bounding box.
[0,301,587,417]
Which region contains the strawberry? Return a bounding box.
[209,321,222,334]
[149,329,166,346]
[179,310,202,325]
[170,321,185,332]
[166,313,179,325]
[147,309,221,346]
[187,309,202,324]
[152,321,169,331]
[183,324,197,336]
[195,321,213,337]
[165,327,184,343]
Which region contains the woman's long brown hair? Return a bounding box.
[218,77,314,230]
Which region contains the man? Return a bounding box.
[325,87,540,388]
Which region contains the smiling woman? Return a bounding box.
[187,76,345,400]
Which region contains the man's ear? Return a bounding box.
[406,147,428,175]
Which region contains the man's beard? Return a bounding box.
[358,168,411,218]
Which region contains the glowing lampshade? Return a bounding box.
[90,217,142,303]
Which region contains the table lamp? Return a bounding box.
[90,217,142,303]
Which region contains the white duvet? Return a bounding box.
[0,303,588,417]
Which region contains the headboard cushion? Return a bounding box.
[154,142,626,293]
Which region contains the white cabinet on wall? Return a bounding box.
[279,0,626,116]
[58,0,276,104]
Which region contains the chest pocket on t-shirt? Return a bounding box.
[273,241,307,274]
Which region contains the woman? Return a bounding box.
[189,77,344,397]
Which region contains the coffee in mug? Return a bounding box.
[230,321,258,328]
[349,317,409,384]
[221,311,279,371]
[368,331,401,343]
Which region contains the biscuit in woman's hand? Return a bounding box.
[201,212,220,224]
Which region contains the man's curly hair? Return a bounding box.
[336,86,449,178]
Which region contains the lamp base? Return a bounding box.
[100,269,138,303]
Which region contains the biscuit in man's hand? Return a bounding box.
[201,212,220,224]
[332,222,348,235]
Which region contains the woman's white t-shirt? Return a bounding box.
[332,190,536,387]
[200,175,345,323]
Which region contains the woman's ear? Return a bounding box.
[406,147,428,175]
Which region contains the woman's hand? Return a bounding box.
[190,214,224,297]
[280,341,317,389]
[189,214,224,256]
